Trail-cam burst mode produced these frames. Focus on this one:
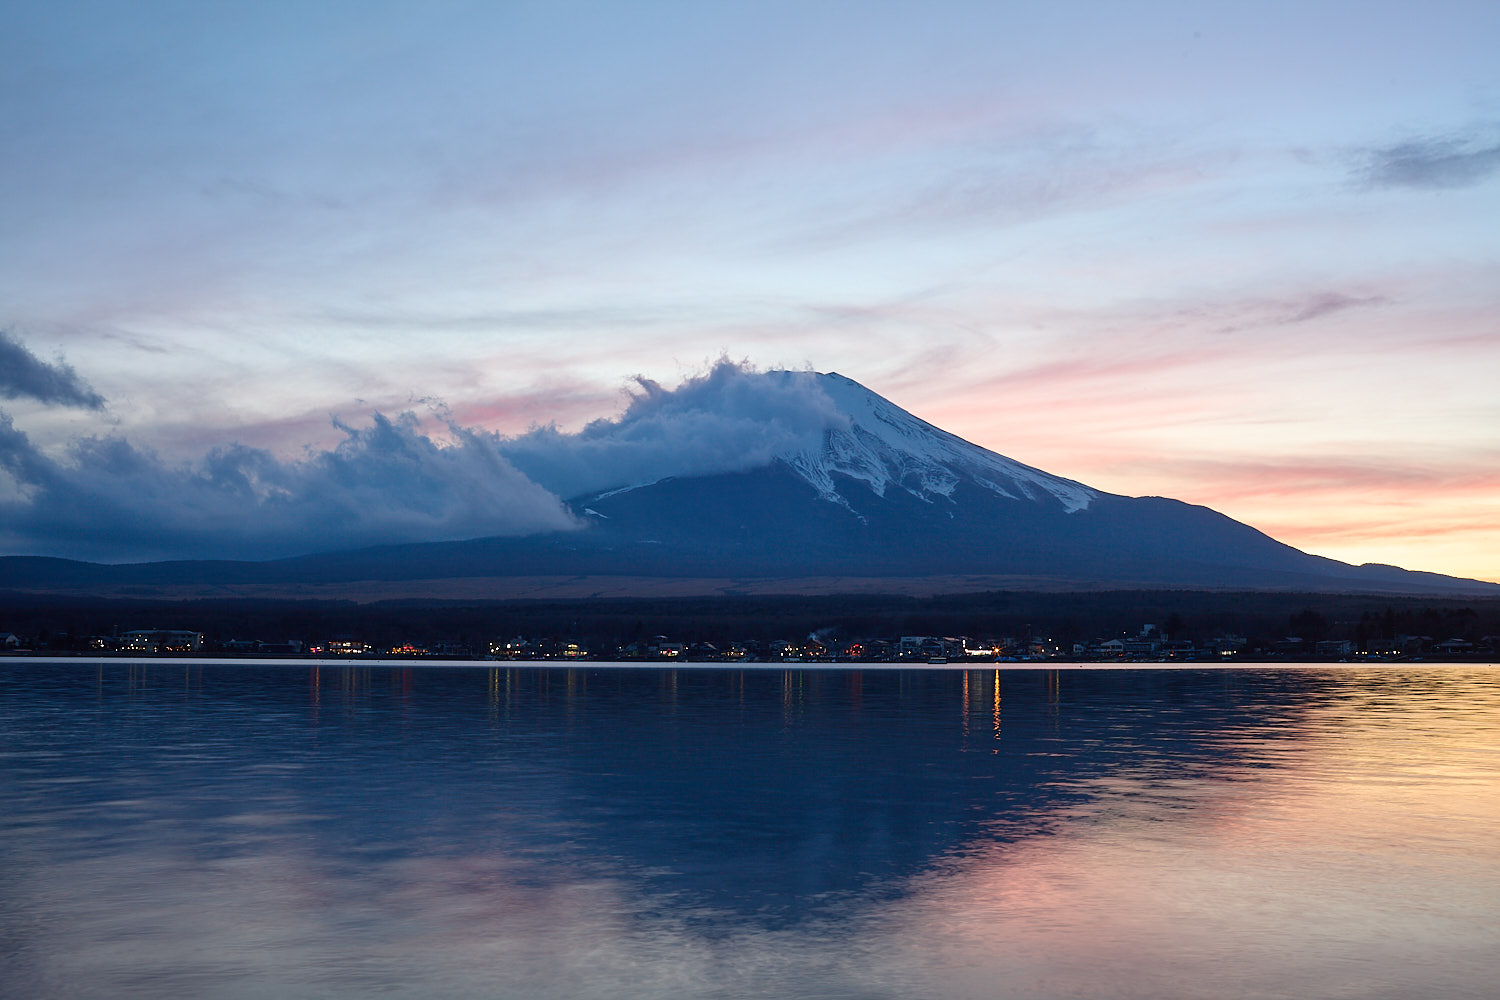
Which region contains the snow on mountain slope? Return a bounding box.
[519,363,1096,513]
[778,372,1097,513]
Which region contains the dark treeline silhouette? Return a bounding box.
[4,589,1500,654]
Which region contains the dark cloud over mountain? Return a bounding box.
[500,361,847,500]
[0,330,106,409]
[0,360,867,562]
[0,411,578,562]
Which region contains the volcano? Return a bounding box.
[544,371,1487,594]
[2,370,1494,598]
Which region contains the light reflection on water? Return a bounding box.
[2,662,1498,999]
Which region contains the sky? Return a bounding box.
[1,1,1497,580]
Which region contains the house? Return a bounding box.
[649,638,684,659]
[897,636,962,660]
[1205,635,1248,655]
[120,629,204,652]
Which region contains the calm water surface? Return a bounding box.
[2,661,1497,999]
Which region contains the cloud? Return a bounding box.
[500,359,847,500]
[792,127,1233,250]
[0,329,106,409]
[1361,133,1500,189]
[1277,292,1388,325]
[0,411,579,562]
[1120,454,1500,501]
[0,359,856,561]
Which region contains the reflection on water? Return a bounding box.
[2,663,1497,998]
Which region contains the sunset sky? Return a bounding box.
[2,1,1497,580]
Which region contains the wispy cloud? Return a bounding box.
[794,127,1233,249]
[1120,454,1500,501]
[1360,131,1500,189]
[0,330,106,410]
[1277,292,1389,325]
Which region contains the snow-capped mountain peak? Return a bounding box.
[778,372,1096,513]
[516,364,1097,513]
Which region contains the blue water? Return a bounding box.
[2,661,1497,998]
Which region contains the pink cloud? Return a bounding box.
[447,384,621,436]
[1116,456,1500,501]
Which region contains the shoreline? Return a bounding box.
[3,655,1495,671]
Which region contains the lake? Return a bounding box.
[2,660,1497,998]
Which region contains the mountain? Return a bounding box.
[736,371,1097,516]
[2,371,1495,598]
[552,372,1490,594]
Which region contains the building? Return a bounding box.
[120,630,203,652]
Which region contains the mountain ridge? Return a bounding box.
[771,371,1096,514]
[2,369,1495,597]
